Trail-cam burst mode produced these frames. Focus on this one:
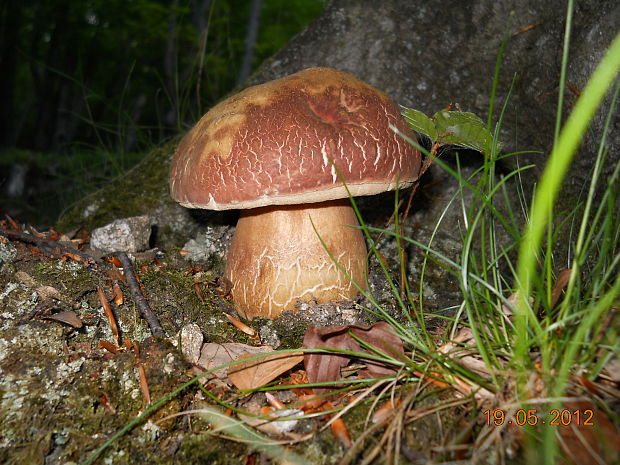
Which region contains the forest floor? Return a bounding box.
[0,216,469,465]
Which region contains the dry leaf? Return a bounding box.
[413,369,450,389]
[27,226,46,238]
[372,398,402,424]
[551,268,572,309]
[197,343,272,381]
[224,313,257,337]
[265,392,285,409]
[35,285,63,301]
[228,351,304,390]
[45,311,83,328]
[64,251,87,263]
[99,391,116,414]
[98,287,120,347]
[105,266,125,282]
[303,322,405,393]
[134,341,151,405]
[193,283,206,302]
[330,417,352,447]
[303,326,357,393]
[558,399,620,465]
[600,356,620,383]
[350,322,406,378]
[138,364,151,405]
[99,340,118,354]
[213,276,233,297]
[112,283,124,306]
[106,256,123,268]
[14,271,37,288]
[577,376,603,397]
[501,291,533,317]
[237,398,303,436]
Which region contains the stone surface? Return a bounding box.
[179,323,203,364]
[90,215,153,253]
[181,225,233,264]
[0,239,17,266]
[249,0,619,195]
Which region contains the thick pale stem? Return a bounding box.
[225,199,368,319]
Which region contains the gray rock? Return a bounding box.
[179,323,204,364]
[90,215,153,253]
[64,0,617,239]
[181,225,233,264]
[0,239,17,266]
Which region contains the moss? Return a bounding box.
[0,323,196,464]
[0,345,98,462]
[176,432,249,464]
[56,137,181,233]
[267,316,309,349]
[138,266,256,345]
[30,259,102,301]
[0,245,202,465]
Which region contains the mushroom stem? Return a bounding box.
[225,199,368,319]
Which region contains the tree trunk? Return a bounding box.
[163,0,180,131]
[237,0,262,85]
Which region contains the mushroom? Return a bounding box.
[170,67,422,319]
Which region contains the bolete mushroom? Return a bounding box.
[170,67,422,319]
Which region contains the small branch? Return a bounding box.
[0,227,99,265]
[18,298,58,325]
[117,252,166,338]
[98,286,121,347]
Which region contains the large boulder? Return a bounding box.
[249,0,618,192]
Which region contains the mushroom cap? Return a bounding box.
[170,67,422,210]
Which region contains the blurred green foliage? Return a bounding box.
[0,0,324,227]
[1,0,325,153]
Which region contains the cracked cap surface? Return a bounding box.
[170,67,422,210]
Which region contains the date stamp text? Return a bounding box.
[484,409,594,426]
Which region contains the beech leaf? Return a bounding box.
[432,110,492,153]
[45,310,83,328]
[350,322,406,378]
[401,108,438,141]
[303,326,360,393]
[228,351,304,390]
[303,322,405,393]
[197,343,272,380]
[401,106,499,154]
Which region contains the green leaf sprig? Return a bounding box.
[402,106,498,154]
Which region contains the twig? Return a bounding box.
[98,287,121,347]
[18,299,59,325]
[0,227,99,265]
[133,341,151,404]
[117,252,166,337]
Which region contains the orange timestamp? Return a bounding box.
[483,408,594,426]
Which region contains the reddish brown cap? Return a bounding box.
[170,67,422,210]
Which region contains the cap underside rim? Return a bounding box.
[175,179,417,211]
